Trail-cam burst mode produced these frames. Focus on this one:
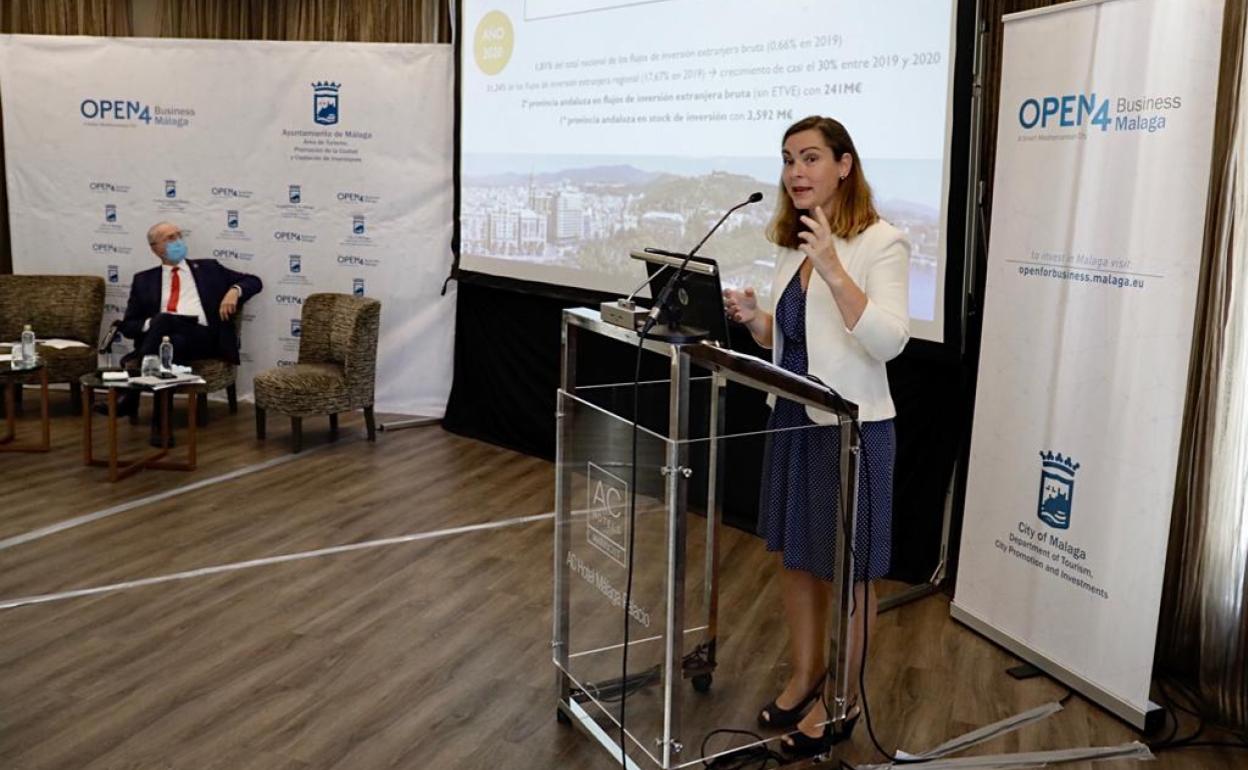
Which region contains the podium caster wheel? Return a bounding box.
[692,673,712,693]
[556,708,572,725]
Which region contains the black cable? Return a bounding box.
[851,418,928,765]
[1150,675,1248,757]
[848,424,1083,765]
[1168,674,1218,718]
[792,412,927,764]
[619,331,647,768]
[1165,717,1206,749]
[700,729,785,769]
[1148,672,1248,752]
[786,413,876,761]
[581,664,662,704]
[771,405,850,760]
[1143,674,1248,753]
[824,414,1246,767]
[1164,673,1246,749]
[1157,677,1197,715]
[1153,701,1181,749]
[1151,677,1200,748]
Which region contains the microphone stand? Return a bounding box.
[97,320,124,372]
[616,192,760,765]
[639,193,762,343]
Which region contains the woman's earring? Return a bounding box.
[839,174,847,181]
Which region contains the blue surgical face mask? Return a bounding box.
[165,239,188,263]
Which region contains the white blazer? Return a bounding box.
[763,219,911,423]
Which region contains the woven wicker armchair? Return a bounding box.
[0,275,104,411]
[253,293,381,453]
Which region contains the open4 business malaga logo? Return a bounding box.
[80,97,196,128]
[1018,92,1182,135]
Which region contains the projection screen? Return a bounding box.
[459,0,957,342]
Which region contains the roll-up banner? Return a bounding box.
[952,0,1223,728]
[0,36,456,417]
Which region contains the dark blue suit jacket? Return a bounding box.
[120,259,262,364]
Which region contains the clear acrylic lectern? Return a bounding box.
[554,307,863,769]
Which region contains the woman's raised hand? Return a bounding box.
[798,206,843,276]
[723,286,759,325]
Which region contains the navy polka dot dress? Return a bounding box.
[758,268,895,583]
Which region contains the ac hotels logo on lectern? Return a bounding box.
[586,462,629,567]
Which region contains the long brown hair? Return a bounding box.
[765,115,878,246]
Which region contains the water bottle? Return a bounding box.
[20,324,35,368]
[159,335,174,371]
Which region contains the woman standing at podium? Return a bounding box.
[723,115,910,756]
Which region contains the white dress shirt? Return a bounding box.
[160,262,208,327]
[763,219,911,423]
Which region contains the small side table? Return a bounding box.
[80,374,198,482]
[0,363,50,453]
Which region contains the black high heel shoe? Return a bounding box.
[779,706,860,757]
[757,676,825,729]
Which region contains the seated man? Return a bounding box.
[110,221,262,443]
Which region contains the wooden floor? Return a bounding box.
[0,390,1242,769]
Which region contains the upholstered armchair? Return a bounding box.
[0,274,104,411]
[253,293,381,453]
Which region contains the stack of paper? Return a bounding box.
[39,338,89,350]
[129,373,208,390]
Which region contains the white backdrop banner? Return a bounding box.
[0,35,455,417]
[952,0,1222,727]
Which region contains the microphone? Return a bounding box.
[639,192,763,338]
[624,264,668,304]
[97,319,121,354]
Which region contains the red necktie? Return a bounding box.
[167,267,180,312]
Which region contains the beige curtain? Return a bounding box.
[0,0,132,35]
[154,0,451,43]
[0,0,134,275]
[1158,0,1248,731]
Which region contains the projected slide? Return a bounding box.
[460,0,956,342]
